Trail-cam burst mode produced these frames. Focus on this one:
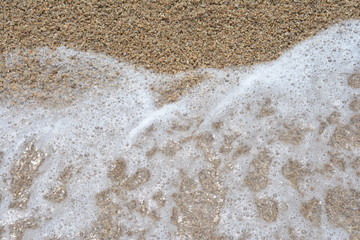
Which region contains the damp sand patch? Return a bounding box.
[1,1,360,74]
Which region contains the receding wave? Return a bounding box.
[0,20,359,239]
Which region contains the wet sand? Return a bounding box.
[0,1,360,240]
[1,1,360,107]
[1,1,360,74]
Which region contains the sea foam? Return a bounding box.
[0,20,359,239]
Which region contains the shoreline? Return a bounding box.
[1,1,360,74]
[0,3,359,240]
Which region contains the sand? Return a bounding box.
[1,1,360,107]
[1,1,360,240]
[1,1,360,74]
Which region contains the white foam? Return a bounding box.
[0,20,359,239]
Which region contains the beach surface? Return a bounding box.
[0,2,360,240]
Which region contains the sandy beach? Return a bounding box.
[0,1,360,240]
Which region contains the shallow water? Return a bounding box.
[0,21,359,240]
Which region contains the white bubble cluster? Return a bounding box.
[0,20,359,239]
